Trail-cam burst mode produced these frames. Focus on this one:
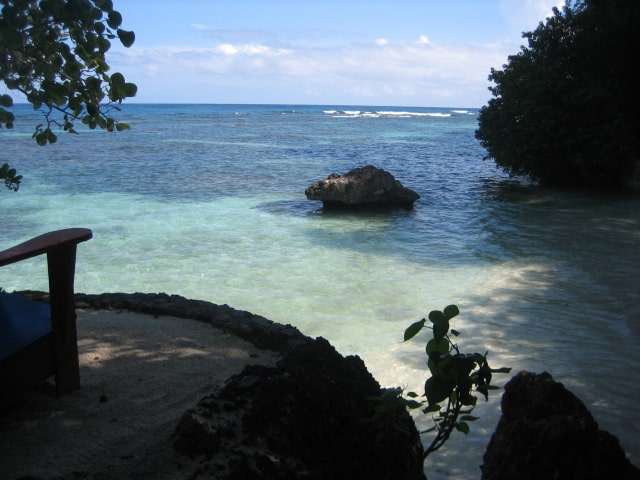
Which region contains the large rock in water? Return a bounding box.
[305,165,420,208]
[173,337,426,480]
[481,371,640,480]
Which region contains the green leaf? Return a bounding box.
[460,391,477,406]
[455,421,470,434]
[443,304,459,320]
[0,107,16,124]
[428,310,445,323]
[117,29,135,48]
[123,82,138,97]
[97,35,111,53]
[433,318,449,341]
[454,354,478,376]
[426,338,449,357]
[427,357,440,376]
[406,391,419,398]
[35,132,47,146]
[403,318,425,341]
[425,375,455,406]
[86,103,99,117]
[422,403,441,414]
[107,10,123,28]
[95,0,114,10]
[86,76,103,93]
[110,72,125,86]
[450,329,460,336]
[0,94,13,108]
[460,415,479,422]
[46,129,58,144]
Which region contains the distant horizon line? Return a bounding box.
[12,101,482,110]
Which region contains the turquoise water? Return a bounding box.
[2,104,639,478]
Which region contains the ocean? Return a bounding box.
[2,103,639,478]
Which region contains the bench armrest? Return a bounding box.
[0,228,93,267]
[0,227,93,396]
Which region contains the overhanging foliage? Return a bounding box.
[1,0,137,190]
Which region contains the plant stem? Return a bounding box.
[423,396,462,460]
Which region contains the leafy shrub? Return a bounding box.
[402,305,511,461]
[476,0,640,187]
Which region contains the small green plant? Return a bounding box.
[403,304,511,460]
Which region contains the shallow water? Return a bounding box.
[2,104,639,478]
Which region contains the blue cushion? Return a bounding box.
[0,292,52,361]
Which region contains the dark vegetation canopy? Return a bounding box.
[475,0,640,187]
[0,0,137,191]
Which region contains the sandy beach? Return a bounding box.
[0,307,281,479]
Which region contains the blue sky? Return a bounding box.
[107,0,564,107]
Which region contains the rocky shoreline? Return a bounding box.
[74,292,427,479]
[73,291,309,354]
[12,291,639,480]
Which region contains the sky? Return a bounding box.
[104,1,561,107]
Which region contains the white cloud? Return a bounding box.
[216,44,239,56]
[215,43,291,56]
[102,1,575,106]
[112,35,508,107]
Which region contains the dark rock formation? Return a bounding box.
[17,294,640,479]
[481,371,640,480]
[173,337,426,480]
[20,292,425,480]
[305,165,420,208]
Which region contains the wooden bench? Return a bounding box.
[0,228,92,399]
